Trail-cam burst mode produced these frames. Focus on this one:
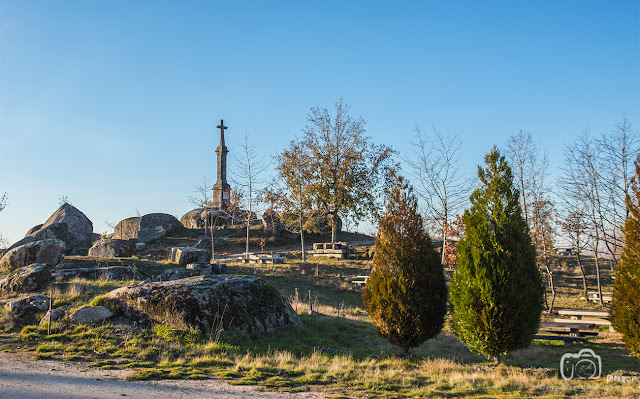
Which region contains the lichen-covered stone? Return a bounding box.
[27,204,94,255]
[0,240,65,271]
[88,239,134,258]
[112,213,183,243]
[40,309,65,325]
[0,264,52,294]
[70,305,113,324]
[97,266,146,281]
[156,264,226,281]
[52,265,147,281]
[2,294,50,313]
[52,267,97,281]
[155,267,206,281]
[106,275,300,335]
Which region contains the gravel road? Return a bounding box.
[0,352,324,399]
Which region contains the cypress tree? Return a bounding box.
[611,160,640,356]
[362,180,448,354]
[449,148,544,363]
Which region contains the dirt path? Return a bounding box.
[0,352,325,399]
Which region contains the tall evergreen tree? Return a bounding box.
[449,148,544,363]
[363,179,448,354]
[611,159,640,356]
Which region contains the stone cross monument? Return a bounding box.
[212,119,231,209]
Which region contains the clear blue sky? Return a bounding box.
[1,1,638,244]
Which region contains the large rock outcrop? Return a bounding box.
[0,264,52,294]
[2,294,50,313]
[26,204,93,255]
[0,239,66,271]
[180,208,206,229]
[106,275,300,335]
[112,213,183,243]
[88,239,134,258]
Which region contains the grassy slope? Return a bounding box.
[1,229,640,398]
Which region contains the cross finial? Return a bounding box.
[216,119,227,132]
[216,119,228,147]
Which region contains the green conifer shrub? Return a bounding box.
[611,160,640,356]
[362,180,447,354]
[449,148,544,363]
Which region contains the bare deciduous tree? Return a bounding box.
[531,199,556,312]
[560,129,606,304]
[406,126,469,263]
[505,131,551,227]
[559,204,591,302]
[187,176,213,208]
[597,116,639,268]
[232,132,269,255]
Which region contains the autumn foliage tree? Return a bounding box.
[363,179,447,354]
[611,159,640,356]
[449,148,544,363]
[274,99,396,242]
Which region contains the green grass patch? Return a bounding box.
[125,368,165,380]
[190,356,234,368]
[259,376,295,388]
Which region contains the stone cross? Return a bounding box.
[212,119,230,209]
[217,120,227,147]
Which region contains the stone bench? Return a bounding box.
[309,242,350,259]
[580,291,613,303]
[240,254,285,264]
[186,263,227,274]
[169,247,211,266]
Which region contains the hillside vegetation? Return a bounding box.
[0,227,638,398]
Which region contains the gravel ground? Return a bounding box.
[0,352,325,399]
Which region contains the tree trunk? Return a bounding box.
[210,223,215,262]
[246,215,250,255]
[544,263,556,313]
[575,252,588,302]
[300,183,306,262]
[441,228,446,265]
[594,247,603,306]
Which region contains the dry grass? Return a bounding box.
[1,251,639,397]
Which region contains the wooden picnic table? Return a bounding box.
[557,309,609,318]
[540,321,596,336]
[351,275,369,286]
[537,321,597,347]
[555,308,614,331]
